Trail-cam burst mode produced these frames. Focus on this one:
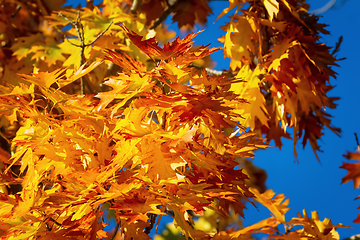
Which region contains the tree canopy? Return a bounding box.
[0,0,358,239]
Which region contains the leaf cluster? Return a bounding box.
[0,0,350,239]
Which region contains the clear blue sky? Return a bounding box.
[65,0,360,238]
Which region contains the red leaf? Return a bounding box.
[340,157,360,189]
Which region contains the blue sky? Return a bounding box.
[65,0,360,238]
[164,1,360,238]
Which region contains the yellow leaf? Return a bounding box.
[19,68,67,89]
[59,60,103,88]
[72,201,92,221]
[219,15,256,69]
[216,0,245,21]
[262,0,279,21]
[250,188,289,223]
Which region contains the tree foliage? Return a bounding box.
[0,0,353,239]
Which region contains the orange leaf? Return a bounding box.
[340,152,360,188]
[104,49,146,72]
[121,25,209,61]
[250,188,289,223]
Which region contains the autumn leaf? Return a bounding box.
[250,188,289,223]
[262,0,280,21]
[0,0,347,239]
[341,152,360,188]
[219,15,256,69]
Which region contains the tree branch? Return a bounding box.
[86,20,113,46]
[59,12,112,94]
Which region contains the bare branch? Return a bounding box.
[86,20,113,46]
[58,12,76,27]
[59,12,112,94]
[63,34,82,47]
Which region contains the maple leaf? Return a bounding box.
[121,25,216,61]
[19,61,102,90]
[0,0,348,239]
[11,34,43,60]
[172,0,212,29]
[61,60,103,88]
[250,188,289,223]
[231,65,269,128]
[219,15,256,69]
[341,152,360,188]
[167,204,197,239]
[19,68,67,89]
[230,217,279,238]
[141,0,164,26]
[104,49,146,72]
[216,0,246,20]
[28,38,66,66]
[284,210,350,239]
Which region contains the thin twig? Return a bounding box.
[86,20,113,46]
[59,12,112,94]
[63,35,82,47]
[58,12,76,26]
[49,217,62,226]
